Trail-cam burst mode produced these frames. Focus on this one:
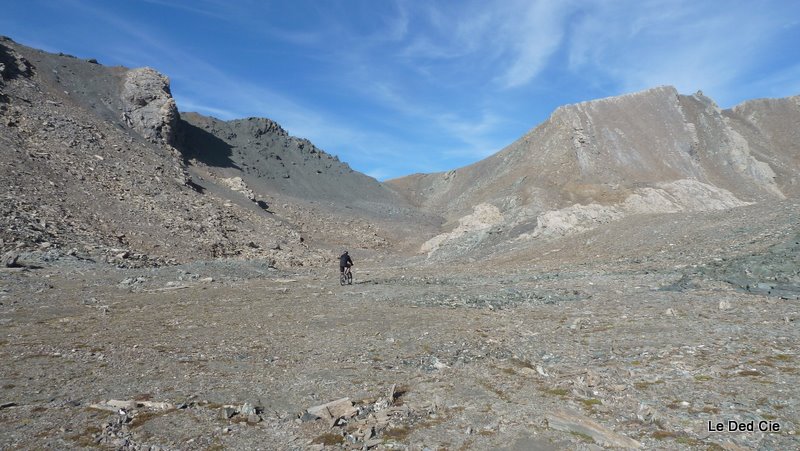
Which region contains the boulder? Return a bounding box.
[121,67,179,145]
[3,251,20,268]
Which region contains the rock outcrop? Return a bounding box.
[121,67,178,146]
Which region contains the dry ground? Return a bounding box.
[1,244,798,450]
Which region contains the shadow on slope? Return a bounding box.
[176,118,240,170]
[0,40,34,103]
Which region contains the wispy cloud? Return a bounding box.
[493,0,572,88]
[566,0,800,105]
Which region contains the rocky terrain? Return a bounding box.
[2,36,799,450]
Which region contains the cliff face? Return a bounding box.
[388,86,800,256]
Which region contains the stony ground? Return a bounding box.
[1,242,798,450]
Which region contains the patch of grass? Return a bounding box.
[630,360,641,366]
[769,354,793,362]
[675,436,702,446]
[67,425,102,448]
[694,375,712,382]
[2,384,14,390]
[579,398,602,412]
[30,406,46,413]
[311,432,344,446]
[509,357,534,370]
[230,415,251,424]
[500,367,517,376]
[569,431,595,443]
[479,380,510,402]
[652,430,678,439]
[635,380,664,389]
[129,410,166,428]
[737,369,762,377]
[543,387,569,397]
[383,426,410,441]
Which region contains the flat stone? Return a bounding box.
[306,397,357,421]
[546,408,641,449]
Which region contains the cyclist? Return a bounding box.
[339,250,353,276]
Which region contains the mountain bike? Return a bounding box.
[340,266,353,286]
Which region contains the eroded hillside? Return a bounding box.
[388,86,800,258]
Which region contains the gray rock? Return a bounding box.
[121,68,178,146]
[3,251,19,267]
[221,407,237,419]
[240,402,258,416]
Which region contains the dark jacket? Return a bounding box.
[339,253,353,267]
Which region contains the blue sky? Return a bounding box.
[3,0,799,180]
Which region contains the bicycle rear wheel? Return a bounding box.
[340,272,346,286]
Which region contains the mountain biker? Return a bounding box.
[339,250,353,275]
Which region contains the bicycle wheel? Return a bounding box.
[346,271,353,285]
[340,272,346,286]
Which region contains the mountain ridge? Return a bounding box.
[2,36,798,264]
[386,85,799,257]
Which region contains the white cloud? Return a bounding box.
[565,0,800,104]
[494,0,572,88]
